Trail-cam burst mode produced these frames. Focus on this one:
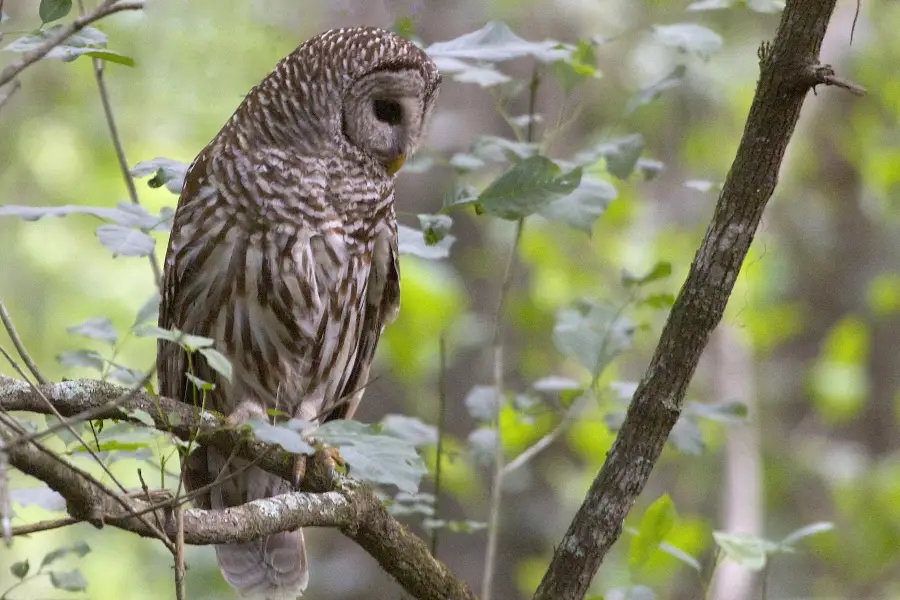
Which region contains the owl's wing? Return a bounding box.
[324,222,400,422]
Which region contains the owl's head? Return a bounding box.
[253,27,441,177]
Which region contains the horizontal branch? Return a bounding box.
[0,374,476,600]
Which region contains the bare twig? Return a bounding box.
[11,517,79,537]
[0,80,21,114]
[0,300,47,385]
[482,65,540,600]
[75,0,162,288]
[0,0,146,88]
[430,332,447,558]
[501,393,587,477]
[174,504,186,600]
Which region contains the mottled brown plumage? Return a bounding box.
[157,27,440,599]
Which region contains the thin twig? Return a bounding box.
[501,394,587,476]
[481,64,540,600]
[75,0,162,288]
[0,300,47,385]
[0,0,146,88]
[174,504,186,600]
[11,517,79,537]
[430,332,447,557]
[0,80,22,114]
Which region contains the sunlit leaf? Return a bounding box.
[3,26,132,65]
[417,213,453,245]
[316,420,427,494]
[131,157,189,194]
[0,201,168,229]
[553,300,634,378]
[426,21,571,63]
[398,225,455,259]
[57,349,105,371]
[659,542,702,572]
[478,156,582,220]
[134,325,215,350]
[713,531,777,571]
[247,420,314,455]
[95,224,155,257]
[653,23,723,60]
[126,409,155,428]
[630,494,676,569]
[66,317,118,345]
[539,176,616,233]
[623,261,672,287]
[380,414,438,447]
[575,134,645,180]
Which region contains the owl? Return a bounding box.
[157,27,441,599]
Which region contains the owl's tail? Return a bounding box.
[186,447,309,600]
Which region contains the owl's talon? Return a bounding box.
[292,454,308,489]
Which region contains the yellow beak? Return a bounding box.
[386,153,407,176]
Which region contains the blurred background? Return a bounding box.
[2,0,900,599]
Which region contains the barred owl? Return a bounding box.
[157,27,441,599]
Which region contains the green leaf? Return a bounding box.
[57,349,105,371]
[426,21,571,63]
[630,494,676,569]
[669,416,705,455]
[49,569,88,592]
[576,135,645,180]
[473,136,538,163]
[247,420,314,455]
[66,317,118,345]
[417,214,453,245]
[0,201,170,230]
[199,348,233,383]
[539,176,617,233]
[107,364,146,387]
[134,325,215,350]
[623,261,672,287]
[131,158,189,194]
[659,542,702,572]
[464,385,501,421]
[96,224,155,257]
[398,225,455,259]
[627,66,685,114]
[3,26,132,65]
[84,49,135,67]
[40,542,91,568]
[126,409,156,428]
[379,414,438,447]
[39,0,72,24]
[184,372,216,391]
[133,292,161,328]
[686,400,748,423]
[316,420,427,494]
[712,531,776,571]
[553,300,634,378]
[478,156,582,220]
[639,293,675,309]
[532,376,581,392]
[652,23,723,60]
[435,58,512,88]
[780,521,834,548]
[76,440,150,453]
[10,559,29,579]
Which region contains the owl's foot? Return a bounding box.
[292,447,346,489]
[224,400,268,427]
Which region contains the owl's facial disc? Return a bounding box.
[342,68,430,174]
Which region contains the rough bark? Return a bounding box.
[532,2,860,599]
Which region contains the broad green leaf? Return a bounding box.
[199,348,233,383]
[134,325,215,350]
[417,213,453,245]
[630,494,676,569]
[575,135,645,180]
[76,440,150,453]
[478,156,582,220]
[627,66,685,114]
[57,349,105,371]
[780,521,834,548]
[659,542,702,572]
[184,372,216,391]
[3,26,132,65]
[398,225,455,259]
[712,531,776,571]
[464,385,501,421]
[10,559,29,579]
[95,224,155,257]
[39,0,72,23]
[652,24,723,60]
[247,420,314,455]
[40,542,91,568]
[639,293,675,309]
[539,176,617,233]
[380,414,438,447]
[686,400,748,424]
[623,261,672,287]
[107,364,145,387]
[316,420,427,494]
[66,317,118,345]
[426,21,571,63]
[669,417,705,455]
[553,300,634,378]
[49,569,88,592]
[133,292,161,328]
[131,158,189,194]
[126,409,156,428]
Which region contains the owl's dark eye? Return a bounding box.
[373,98,403,125]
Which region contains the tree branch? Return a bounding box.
[0,374,476,600]
[532,1,852,599]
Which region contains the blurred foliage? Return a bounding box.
[2,1,900,600]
